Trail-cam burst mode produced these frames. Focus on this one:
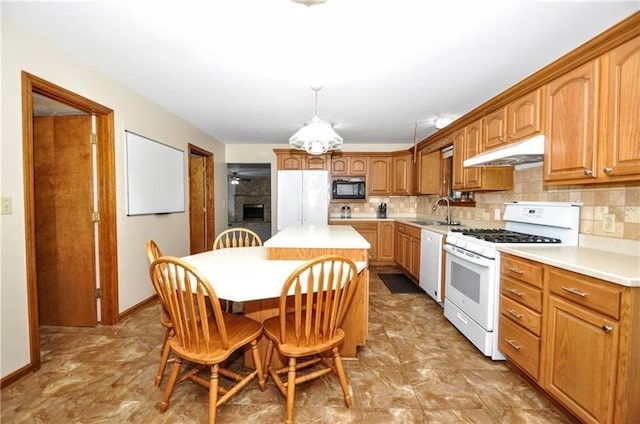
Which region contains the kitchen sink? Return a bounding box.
[410,220,460,226]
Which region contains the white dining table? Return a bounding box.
[180,245,369,362]
[181,246,367,301]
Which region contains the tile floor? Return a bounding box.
[1,268,576,423]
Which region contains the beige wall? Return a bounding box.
[1,19,227,378]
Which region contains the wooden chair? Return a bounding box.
[213,228,263,313]
[213,228,263,250]
[145,240,173,387]
[262,255,359,424]
[149,256,266,424]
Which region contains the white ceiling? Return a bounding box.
[5,1,639,145]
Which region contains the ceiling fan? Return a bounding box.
[228,172,251,185]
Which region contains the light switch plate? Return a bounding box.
[1,197,12,215]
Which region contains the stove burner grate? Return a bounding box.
[451,228,561,244]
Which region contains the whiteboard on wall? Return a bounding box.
[125,131,185,216]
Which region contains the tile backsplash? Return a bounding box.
[331,165,640,241]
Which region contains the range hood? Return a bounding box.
[463,134,545,167]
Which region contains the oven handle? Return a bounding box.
[444,244,494,267]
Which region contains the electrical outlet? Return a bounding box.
[494,208,501,220]
[1,197,12,215]
[602,214,615,233]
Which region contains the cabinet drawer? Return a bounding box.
[350,222,378,231]
[501,255,542,288]
[546,266,623,320]
[499,317,541,380]
[406,225,422,238]
[500,295,542,336]
[500,276,543,312]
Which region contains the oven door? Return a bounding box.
[444,244,496,331]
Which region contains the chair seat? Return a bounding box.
[263,314,345,358]
[170,313,263,365]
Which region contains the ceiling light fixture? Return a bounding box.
[434,116,455,130]
[291,0,327,6]
[289,85,343,156]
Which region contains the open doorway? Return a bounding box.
[22,72,118,372]
[227,163,272,242]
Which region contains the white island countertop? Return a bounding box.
[498,244,640,287]
[265,225,371,249]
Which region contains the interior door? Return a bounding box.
[189,153,206,254]
[33,115,97,326]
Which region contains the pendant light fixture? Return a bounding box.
[289,85,343,155]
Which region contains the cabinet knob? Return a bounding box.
[603,167,613,174]
[498,136,505,142]
[508,134,515,139]
[602,324,613,333]
[584,169,593,176]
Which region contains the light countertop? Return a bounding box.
[498,244,640,287]
[265,225,370,249]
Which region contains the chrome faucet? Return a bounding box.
[432,197,451,224]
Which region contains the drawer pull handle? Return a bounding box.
[562,287,587,297]
[602,324,613,333]
[506,309,523,319]
[505,287,524,297]
[504,338,521,350]
[506,266,524,275]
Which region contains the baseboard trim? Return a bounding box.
[118,294,158,321]
[0,363,33,390]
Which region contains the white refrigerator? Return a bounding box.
[277,170,329,231]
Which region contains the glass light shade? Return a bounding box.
[230,178,240,185]
[289,115,343,155]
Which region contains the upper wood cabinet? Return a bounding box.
[544,60,600,183]
[453,119,512,192]
[601,35,640,181]
[391,153,412,195]
[419,150,441,195]
[331,155,367,175]
[275,150,329,170]
[367,156,391,195]
[544,36,640,185]
[484,88,544,151]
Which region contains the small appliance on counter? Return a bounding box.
[340,205,351,219]
[376,203,387,218]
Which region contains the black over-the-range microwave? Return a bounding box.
[332,179,366,200]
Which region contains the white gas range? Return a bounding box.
[443,202,581,360]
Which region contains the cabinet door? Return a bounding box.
[331,157,348,174]
[508,88,543,141]
[544,60,599,183]
[357,227,378,262]
[419,150,441,194]
[378,222,395,261]
[410,235,421,280]
[603,35,640,179]
[305,155,328,170]
[464,119,482,189]
[349,157,367,175]
[278,153,304,170]
[484,107,507,150]
[394,225,403,263]
[545,295,619,424]
[452,128,466,190]
[367,157,391,195]
[391,154,411,195]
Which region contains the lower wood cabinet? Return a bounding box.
[394,223,420,282]
[498,254,640,424]
[330,220,395,265]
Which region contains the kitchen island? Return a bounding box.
[182,224,371,365]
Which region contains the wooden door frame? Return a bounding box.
[21,72,119,372]
[188,144,215,252]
